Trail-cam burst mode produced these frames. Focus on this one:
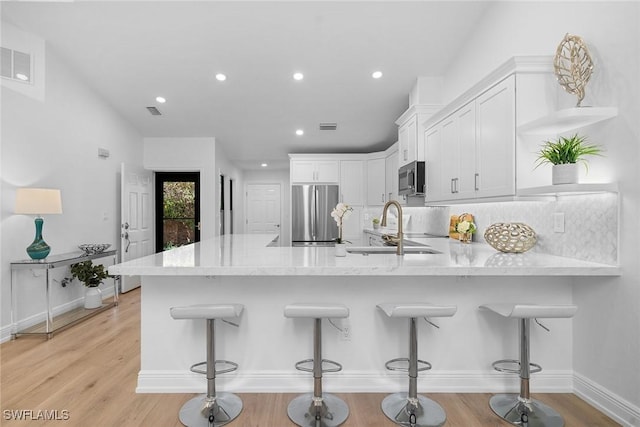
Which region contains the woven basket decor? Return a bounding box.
[484,223,537,253]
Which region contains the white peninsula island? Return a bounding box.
[108,234,619,395]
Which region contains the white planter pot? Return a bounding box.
[335,243,347,257]
[552,163,579,185]
[84,287,103,309]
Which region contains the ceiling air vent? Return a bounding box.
[319,123,337,131]
[146,106,162,116]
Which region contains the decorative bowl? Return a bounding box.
[78,243,111,255]
[484,223,537,253]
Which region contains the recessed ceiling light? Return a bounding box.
[215,73,227,81]
[296,129,304,136]
[372,71,383,79]
[155,96,166,103]
[293,72,304,81]
[261,163,268,168]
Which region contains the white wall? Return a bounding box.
[243,168,290,244]
[0,27,143,339]
[443,1,640,420]
[215,142,244,237]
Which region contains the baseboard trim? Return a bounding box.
[573,372,640,427]
[136,369,575,394]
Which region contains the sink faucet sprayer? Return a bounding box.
[381,200,404,256]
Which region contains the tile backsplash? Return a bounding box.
[364,193,618,265]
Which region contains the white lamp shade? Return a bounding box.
[15,188,63,215]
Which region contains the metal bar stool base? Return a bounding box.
[287,392,349,427]
[381,392,446,427]
[489,394,564,427]
[179,392,243,427]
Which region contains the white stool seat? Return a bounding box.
[284,303,349,319]
[377,303,457,318]
[170,303,244,320]
[480,303,577,319]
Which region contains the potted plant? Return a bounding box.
[455,214,477,244]
[330,202,353,257]
[372,217,380,230]
[535,133,602,184]
[70,260,109,309]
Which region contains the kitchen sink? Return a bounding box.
[346,246,441,255]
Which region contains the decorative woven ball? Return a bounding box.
[484,223,537,253]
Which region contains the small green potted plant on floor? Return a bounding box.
[535,133,602,184]
[70,260,109,309]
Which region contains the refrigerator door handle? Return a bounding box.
[311,187,317,239]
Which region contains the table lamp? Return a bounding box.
[15,188,63,259]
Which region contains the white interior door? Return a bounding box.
[246,184,281,234]
[120,163,153,292]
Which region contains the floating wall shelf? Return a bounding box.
[518,107,618,135]
[517,182,619,197]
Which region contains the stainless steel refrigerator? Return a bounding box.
[291,184,339,246]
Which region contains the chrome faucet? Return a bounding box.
[381,200,404,256]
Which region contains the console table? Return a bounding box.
[10,249,119,339]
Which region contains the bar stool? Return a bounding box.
[284,303,350,427]
[479,303,578,427]
[170,303,244,427]
[377,303,457,427]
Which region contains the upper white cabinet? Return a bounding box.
[396,105,441,167]
[290,159,339,183]
[340,160,364,205]
[425,76,515,202]
[385,147,400,204]
[423,56,556,203]
[475,76,516,198]
[366,156,386,205]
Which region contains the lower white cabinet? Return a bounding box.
[364,230,384,246]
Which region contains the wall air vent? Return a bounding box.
[146,106,162,116]
[319,123,337,131]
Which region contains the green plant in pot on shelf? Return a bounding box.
[70,260,109,309]
[372,217,380,229]
[535,133,603,185]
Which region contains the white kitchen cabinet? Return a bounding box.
[341,205,362,245]
[290,159,339,183]
[339,160,364,205]
[366,157,386,206]
[424,76,515,203]
[424,124,444,202]
[398,118,418,165]
[475,76,515,198]
[385,149,400,203]
[364,230,385,246]
[396,105,441,167]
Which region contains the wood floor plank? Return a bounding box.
[0,288,620,426]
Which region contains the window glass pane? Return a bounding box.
[163,219,195,250]
[1,47,12,79]
[13,50,31,82]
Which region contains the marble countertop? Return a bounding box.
[108,233,620,277]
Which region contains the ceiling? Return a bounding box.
[1,1,489,170]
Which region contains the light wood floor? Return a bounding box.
[1,289,619,426]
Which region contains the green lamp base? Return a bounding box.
[26,217,51,260]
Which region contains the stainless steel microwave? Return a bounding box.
[398,161,425,196]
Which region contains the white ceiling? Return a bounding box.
[2,1,489,170]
